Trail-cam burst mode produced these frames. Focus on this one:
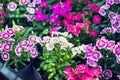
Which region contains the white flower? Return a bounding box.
[7,2,17,11]
[59,37,67,42]
[43,36,50,43]
[50,37,59,43]
[68,34,73,38]
[72,48,78,55]
[45,42,54,51]
[26,7,35,14]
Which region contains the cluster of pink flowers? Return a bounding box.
[99,0,120,16]
[64,64,102,80]
[15,36,40,57]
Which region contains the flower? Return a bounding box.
[92,15,102,25]
[99,8,106,16]
[30,48,38,57]
[96,37,107,49]
[75,64,88,74]
[15,45,22,56]
[45,42,54,51]
[113,43,120,57]
[33,0,41,4]
[43,36,50,43]
[2,43,12,51]
[106,0,114,5]
[25,14,35,21]
[103,70,112,79]
[0,3,3,9]
[87,58,97,67]
[50,28,58,36]
[40,1,48,8]
[29,36,37,41]
[1,52,10,61]
[108,12,116,20]
[114,0,120,4]
[88,29,98,37]
[7,2,17,11]
[74,13,83,20]
[7,28,15,36]
[91,3,100,13]
[1,32,11,40]
[26,8,35,14]
[19,0,29,5]
[64,66,73,74]
[107,40,115,49]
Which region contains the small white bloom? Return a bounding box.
[72,48,78,55]
[59,37,67,42]
[7,2,17,11]
[50,37,59,43]
[27,7,35,14]
[43,36,50,43]
[68,34,73,38]
[45,42,54,51]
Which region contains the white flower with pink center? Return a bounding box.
[17,26,24,31]
[19,0,30,5]
[30,48,38,57]
[15,45,22,56]
[7,28,15,35]
[87,58,97,67]
[2,43,12,51]
[92,51,102,61]
[50,37,59,43]
[7,2,17,11]
[36,37,42,44]
[1,52,10,61]
[27,7,35,14]
[96,37,107,49]
[45,42,54,51]
[43,36,50,43]
[29,36,37,41]
[1,32,11,40]
[107,40,115,50]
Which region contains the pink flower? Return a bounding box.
[65,0,73,5]
[0,42,3,48]
[99,8,106,16]
[2,43,12,51]
[88,29,98,37]
[28,41,35,48]
[96,37,107,49]
[83,0,88,3]
[40,1,48,8]
[19,0,29,5]
[92,15,102,25]
[107,40,115,49]
[50,27,58,36]
[30,48,38,57]
[75,64,88,74]
[7,2,17,11]
[64,66,73,74]
[20,40,29,47]
[33,0,41,4]
[25,14,35,21]
[0,3,3,9]
[35,14,48,21]
[91,3,100,13]
[70,25,81,35]
[92,66,102,77]
[74,13,83,20]
[66,73,77,80]
[1,32,11,40]
[29,36,37,41]
[6,28,15,36]
[81,74,94,80]
[87,58,97,67]
[1,52,10,61]
[15,45,22,56]
[26,8,35,14]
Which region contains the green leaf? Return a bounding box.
[47,68,56,72]
[48,72,55,79]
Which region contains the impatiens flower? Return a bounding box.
[45,42,54,51]
[92,15,102,25]
[30,48,38,57]
[103,69,112,79]
[2,43,12,51]
[26,8,35,14]
[19,0,30,5]
[7,28,15,35]
[1,52,10,61]
[7,2,17,11]
[96,37,107,49]
[1,32,11,40]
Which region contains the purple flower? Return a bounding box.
[33,0,41,4]
[28,36,37,41]
[28,41,35,48]
[0,42,3,48]
[49,15,58,23]
[20,40,29,47]
[117,27,120,33]
[106,0,114,5]
[1,32,11,40]
[15,45,22,56]
[113,44,120,57]
[25,14,35,21]
[103,70,112,79]
[55,20,62,27]
[107,40,115,49]
[108,12,116,20]
[87,58,97,67]
[40,1,48,8]
[116,15,120,21]
[84,43,95,52]
[100,28,108,34]
[96,37,107,49]
[92,51,102,60]
[1,52,10,61]
[99,8,106,16]
[116,58,120,64]
[6,28,15,36]
[0,48,3,53]
[114,0,120,4]
[7,2,17,11]
[30,48,38,57]
[2,43,12,51]
[19,0,29,5]
[112,22,119,29]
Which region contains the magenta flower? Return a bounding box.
[7,28,15,36]
[108,12,116,20]
[88,29,98,37]
[113,44,120,57]
[50,27,58,36]
[40,1,48,8]
[112,22,119,29]
[116,15,120,21]
[96,37,107,49]
[35,14,48,21]
[84,43,95,52]
[75,64,88,74]
[99,8,106,16]
[1,52,10,61]
[15,45,22,56]
[49,15,58,23]
[102,4,110,9]
[2,43,12,51]
[29,36,37,41]
[81,74,94,80]
[87,58,97,67]
[28,41,35,48]
[64,66,73,74]
[25,14,35,21]
[55,20,62,27]
[1,32,11,40]
[0,42,3,48]
[0,48,2,53]
[74,13,83,20]
[114,0,120,4]
[20,40,29,47]
[91,3,100,13]
[65,72,77,80]
[19,0,29,5]
[7,2,17,11]
[30,48,38,57]
[107,40,115,49]
[103,69,112,79]
[106,0,114,5]
[92,15,102,25]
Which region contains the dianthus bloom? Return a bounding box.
[7,2,17,11]
[103,69,112,79]
[92,15,102,25]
